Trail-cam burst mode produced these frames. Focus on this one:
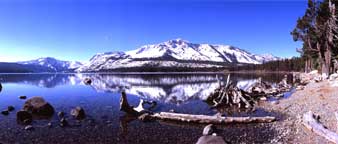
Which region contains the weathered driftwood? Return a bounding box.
[207,75,292,113]
[151,112,275,124]
[302,111,338,143]
[120,92,276,124]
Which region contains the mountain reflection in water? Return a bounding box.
[0,73,290,104]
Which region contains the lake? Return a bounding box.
[0,73,292,144]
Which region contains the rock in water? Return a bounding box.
[19,96,27,99]
[60,118,68,127]
[70,106,86,120]
[16,110,33,125]
[7,106,15,111]
[1,110,9,115]
[83,78,92,85]
[58,111,65,118]
[0,83,2,93]
[23,97,54,117]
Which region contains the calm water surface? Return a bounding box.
[0,73,291,144]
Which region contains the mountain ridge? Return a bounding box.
[77,39,281,72]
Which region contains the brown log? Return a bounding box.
[302,111,338,143]
[151,112,275,124]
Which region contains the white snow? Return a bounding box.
[77,39,280,72]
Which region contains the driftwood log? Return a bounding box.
[207,75,292,113]
[120,92,276,124]
[302,111,338,143]
[152,112,275,124]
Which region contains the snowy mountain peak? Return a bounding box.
[77,39,281,72]
[19,57,83,72]
[166,38,189,45]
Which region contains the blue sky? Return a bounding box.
[0,0,307,62]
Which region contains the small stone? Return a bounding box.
[47,122,52,128]
[271,100,280,105]
[83,78,92,85]
[70,106,86,120]
[19,96,27,99]
[259,97,267,101]
[58,111,65,118]
[60,118,68,127]
[16,110,33,125]
[276,93,284,97]
[24,125,34,131]
[7,106,15,111]
[296,85,304,91]
[203,124,217,136]
[1,110,9,115]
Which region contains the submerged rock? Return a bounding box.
[70,106,86,120]
[16,110,33,125]
[1,110,9,115]
[83,78,92,85]
[7,106,15,111]
[0,83,2,92]
[23,97,55,117]
[19,96,27,99]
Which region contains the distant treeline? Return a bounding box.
[229,57,305,72]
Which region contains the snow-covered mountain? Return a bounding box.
[77,39,280,72]
[19,57,83,72]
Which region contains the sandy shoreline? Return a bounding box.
[262,79,338,143]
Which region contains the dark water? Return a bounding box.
[0,73,291,144]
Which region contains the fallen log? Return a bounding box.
[120,92,276,124]
[151,112,275,124]
[302,111,338,143]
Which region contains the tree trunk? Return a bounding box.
[324,48,332,75]
[305,58,309,73]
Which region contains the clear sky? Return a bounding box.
[0,0,307,62]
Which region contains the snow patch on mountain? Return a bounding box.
[77,39,281,72]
